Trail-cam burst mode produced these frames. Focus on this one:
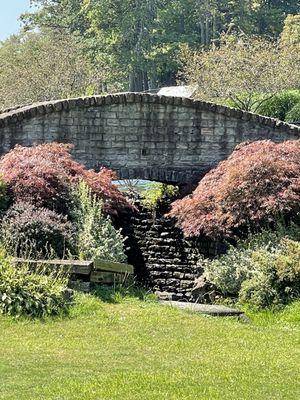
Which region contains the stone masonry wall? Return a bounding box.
[0,93,299,184]
[122,203,224,301]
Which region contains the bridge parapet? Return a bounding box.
[0,93,299,184]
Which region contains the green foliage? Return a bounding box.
[201,227,300,309]
[201,247,257,295]
[0,250,70,318]
[75,181,127,262]
[239,273,281,309]
[281,14,300,45]
[0,177,8,211]
[285,102,300,123]
[256,90,300,120]
[0,31,108,111]
[141,183,178,210]
[180,35,300,111]
[20,1,300,92]
[239,239,300,308]
[272,239,300,294]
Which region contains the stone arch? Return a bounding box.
[0,93,299,184]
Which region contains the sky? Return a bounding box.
[0,0,32,41]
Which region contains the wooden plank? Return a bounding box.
[90,271,130,284]
[12,258,93,276]
[94,259,134,274]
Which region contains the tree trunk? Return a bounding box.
[129,70,149,92]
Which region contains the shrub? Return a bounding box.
[239,240,300,309]
[0,250,70,318]
[1,202,75,258]
[285,102,300,123]
[239,273,281,309]
[0,143,130,216]
[201,247,258,295]
[273,239,300,299]
[141,183,178,210]
[201,232,300,309]
[0,177,8,211]
[256,90,300,120]
[169,140,300,239]
[75,181,127,262]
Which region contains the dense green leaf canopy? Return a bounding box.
[20,0,300,91]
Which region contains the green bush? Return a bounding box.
[273,239,300,297]
[1,202,75,259]
[201,247,257,295]
[141,183,178,210]
[0,250,70,318]
[256,90,300,120]
[201,229,300,309]
[239,273,281,309]
[285,102,300,123]
[239,239,300,308]
[0,178,8,211]
[75,181,127,262]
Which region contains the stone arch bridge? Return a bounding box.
[0,93,299,184]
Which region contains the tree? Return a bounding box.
[19,1,300,92]
[254,1,300,36]
[0,143,130,216]
[0,31,110,110]
[168,140,300,239]
[281,14,300,45]
[179,34,300,111]
[22,0,222,90]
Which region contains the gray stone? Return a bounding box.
[160,300,244,317]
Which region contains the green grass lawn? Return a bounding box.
[0,292,299,400]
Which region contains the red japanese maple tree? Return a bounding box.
[169,140,300,238]
[0,143,130,215]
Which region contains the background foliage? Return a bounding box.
[0,31,108,111]
[179,34,300,111]
[0,0,296,103]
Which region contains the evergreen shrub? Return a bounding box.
[75,181,127,262]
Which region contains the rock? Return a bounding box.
[160,300,244,317]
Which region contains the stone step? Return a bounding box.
[159,300,245,317]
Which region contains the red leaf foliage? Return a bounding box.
[169,140,300,238]
[0,143,130,215]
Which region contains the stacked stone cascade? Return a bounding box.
[123,205,202,301]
